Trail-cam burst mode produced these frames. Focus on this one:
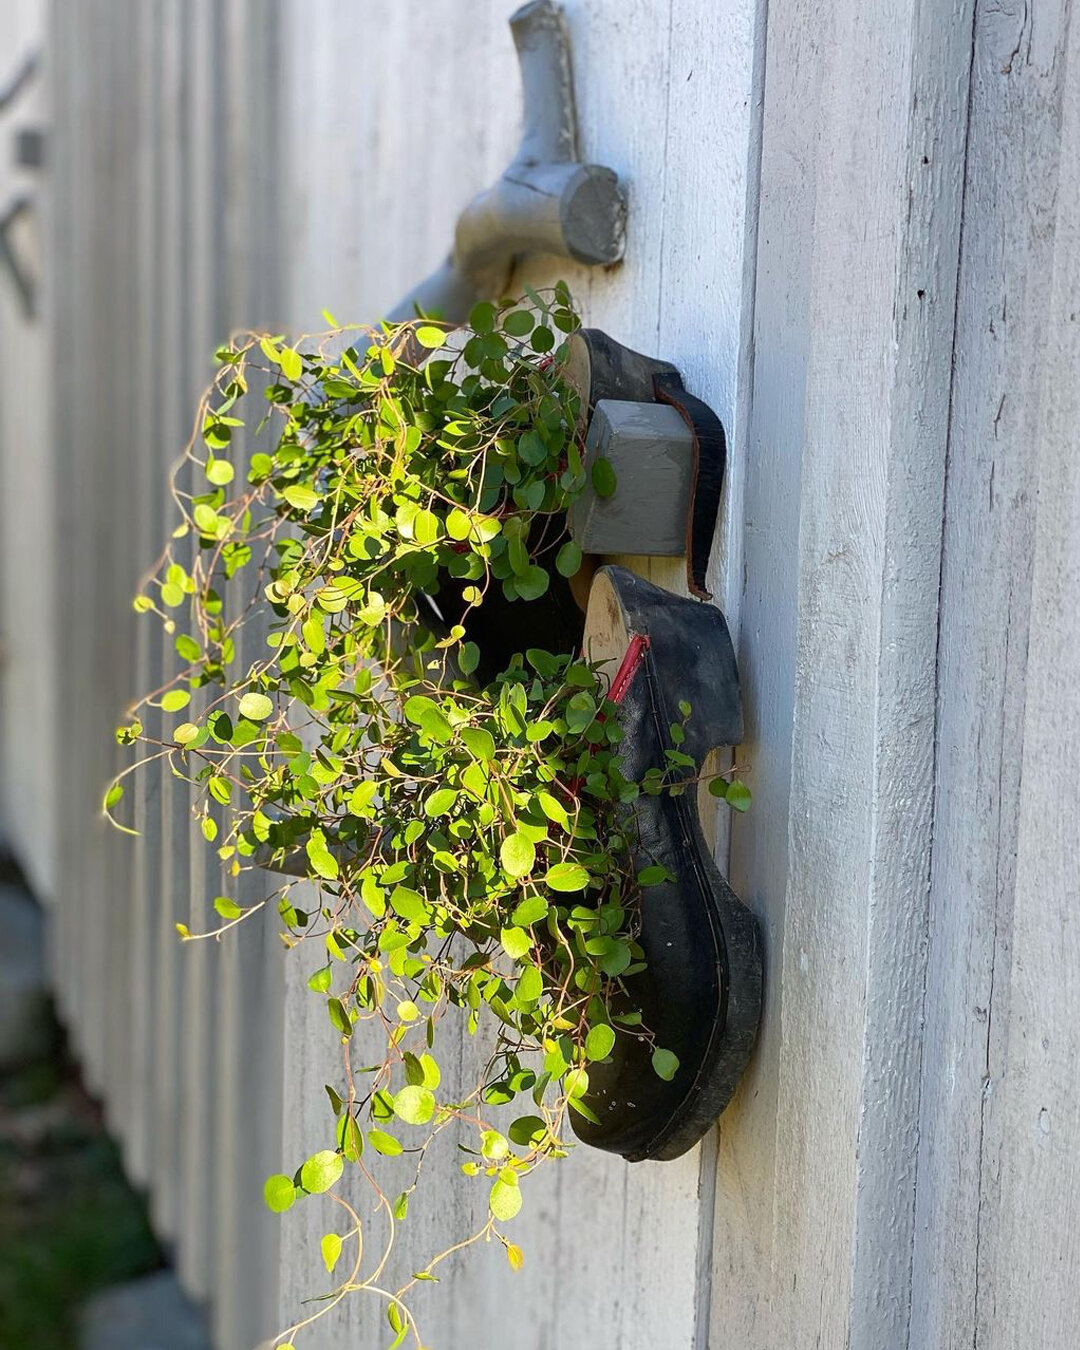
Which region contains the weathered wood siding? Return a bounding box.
[0,1,1076,1347]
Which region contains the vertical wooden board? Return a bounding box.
[0,0,56,905]
[99,0,141,1166]
[909,3,1075,1346]
[979,32,1080,1337]
[713,1,971,1345]
[176,0,225,1306]
[147,0,190,1246]
[206,5,286,1344]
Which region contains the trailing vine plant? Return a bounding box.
[108,286,743,1347]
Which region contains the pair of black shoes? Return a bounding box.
[434,328,763,1161]
[552,331,763,1161]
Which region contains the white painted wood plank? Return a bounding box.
[910,3,1080,1345]
[978,28,1080,1334]
[176,0,225,1308]
[0,0,56,905]
[713,1,973,1345]
[147,0,189,1246]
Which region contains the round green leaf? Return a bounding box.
[263,1174,296,1214]
[394,1085,435,1126]
[555,540,583,577]
[510,895,549,928]
[238,692,273,721]
[544,862,591,892]
[415,325,448,348]
[160,689,190,713]
[500,926,532,960]
[508,1115,546,1148]
[490,1176,522,1222]
[652,1048,680,1082]
[300,1150,344,1194]
[515,964,544,1005]
[502,308,535,337]
[500,831,536,879]
[205,457,234,486]
[585,1023,616,1061]
[725,779,752,812]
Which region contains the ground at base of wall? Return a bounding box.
[0,868,200,1350]
[79,1272,213,1350]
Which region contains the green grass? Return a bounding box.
[0,1020,161,1350]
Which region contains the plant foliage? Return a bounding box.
[109,286,745,1346]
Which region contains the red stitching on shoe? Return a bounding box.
[608,634,650,706]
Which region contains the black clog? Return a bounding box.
[573,565,762,1161]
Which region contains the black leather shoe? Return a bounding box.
[573,565,762,1161]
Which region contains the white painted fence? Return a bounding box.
[0,1,1077,1347]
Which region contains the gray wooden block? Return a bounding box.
[567,399,694,555]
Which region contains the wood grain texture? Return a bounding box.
[713,1,974,1345]
[910,3,1080,1346]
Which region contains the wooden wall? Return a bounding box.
[0,0,1075,1347]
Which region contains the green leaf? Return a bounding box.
[300,1150,343,1195]
[161,689,190,713]
[460,727,495,762]
[368,1128,403,1156]
[327,997,352,1038]
[510,895,548,927]
[515,964,544,1005]
[307,963,333,994]
[205,457,234,486]
[394,1085,436,1126]
[591,456,618,498]
[321,1232,343,1274]
[424,788,458,818]
[502,308,535,337]
[469,301,496,334]
[302,614,326,655]
[500,832,536,879]
[175,633,201,662]
[279,346,303,381]
[263,1174,296,1214]
[544,862,590,892]
[555,540,583,577]
[652,1048,680,1081]
[213,896,242,920]
[536,791,570,827]
[174,722,201,745]
[637,864,674,887]
[390,886,429,923]
[414,325,447,348]
[306,835,340,881]
[725,780,752,812]
[500,926,532,960]
[508,1115,546,1147]
[515,565,550,601]
[403,695,452,742]
[459,641,480,675]
[238,692,273,721]
[489,1177,522,1222]
[193,503,220,535]
[281,483,320,512]
[585,1023,616,1061]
